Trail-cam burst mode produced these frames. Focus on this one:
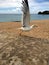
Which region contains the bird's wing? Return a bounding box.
[21,0,30,27]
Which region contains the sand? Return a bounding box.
[0,19,49,65]
[0,19,49,39]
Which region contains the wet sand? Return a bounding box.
[0,19,49,65]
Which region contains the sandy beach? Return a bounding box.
[0,19,49,65]
[0,19,49,39]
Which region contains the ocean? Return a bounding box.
[0,14,49,22]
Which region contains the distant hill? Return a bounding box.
[38,11,49,15]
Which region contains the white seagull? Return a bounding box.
[17,0,35,35]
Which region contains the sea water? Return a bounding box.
[0,14,49,22]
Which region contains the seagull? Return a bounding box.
[17,0,35,35]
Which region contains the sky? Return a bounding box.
[0,0,49,14]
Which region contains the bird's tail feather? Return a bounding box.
[16,27,23,30]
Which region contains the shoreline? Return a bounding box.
[0,19,49,23]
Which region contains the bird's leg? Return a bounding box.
[19,30,23,36]
[19,30,21,36]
